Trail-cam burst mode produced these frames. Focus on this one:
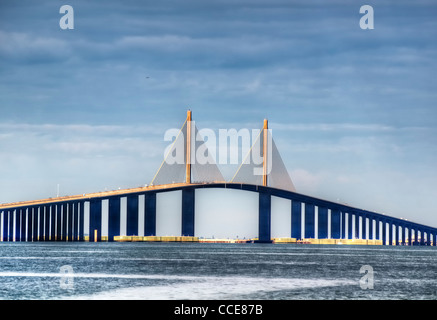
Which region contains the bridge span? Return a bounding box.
[1,182,436,245]
[1,110,436,245]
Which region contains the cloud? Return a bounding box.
[290,168,324,193]
[0,31,71,63]
[272,122,396,132]
[0,122,169,202]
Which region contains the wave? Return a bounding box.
[59,275,356,300]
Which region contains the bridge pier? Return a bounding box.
[49,205,55,241]
[387,221,392,245]
[340,211,346,239]
[182,188,195,237]
[27,207,33,241]
[360,214,366,240]
[1,211,7,241]
[127,195,139,237]
[35,207,40,241]
[66,202,73,241]
[258,191,271,243]
[318,207,328,239]
[14,209,20,241]
[61,204,67,241]
[291,201,302,239]
[402,226,406,245]
[354,213,360,240]
[331,209,341,239]
[144,192,157,236]
[20,209,25,241]
[72,202,79,241]
[41,206,47,241]
[54,205,60,241]
[348,213,353,239]
[304,203,315,239]
[368,216,372,240]
[89,199,101,242]
[78,202,84,241]
[381,220,386,245]
[108,197,121,242]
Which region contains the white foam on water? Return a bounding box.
[0,271,199,280]
[0,256,202,262]
[62,275,356,300]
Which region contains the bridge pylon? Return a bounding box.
[150,109,224,186]
[262,118,268,187]
[186,110,192,184]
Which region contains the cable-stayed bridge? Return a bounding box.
[0,110,436,245]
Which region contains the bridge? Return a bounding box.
[1,110,436,245]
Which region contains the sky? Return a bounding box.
[1,0,437,237]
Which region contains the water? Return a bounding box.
[0,242,436,300]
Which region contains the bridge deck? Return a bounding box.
[1,182,435,234]
[0,182,192,209]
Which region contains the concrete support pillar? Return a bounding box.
[354,214,360,239]
[304,203,315,239]
[34,207,40,241]
[27,207,34,242]
[126,195,139,236]
[291,201,301,239]
[20,209,26,241]
[368,217,373,240]
[401,226,406,246]
[317,207,328,239]
[89,199,102,242]
[341,211,346,239]
[43,206,48,241]
[2,211,9,241]
[348,213,353,239]
[331,209,341,239]
[108,197,121,241]
[361,214,366,240]
[67,202,74,241]
[182,188,195,237]
[375,219,382,240]
[78,202,84,241]
[382,220,387,245]
[425,230,429,245]
[258,191,271,243]
[388,221,393,245]
[72,202,79,241]
[49,204,56,241]
[144,192,157,236]
[61,204,68,241]
[14,209,20,242]
[55,204,62,241]
[50,205,56,241]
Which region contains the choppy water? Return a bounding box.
[0,242,436,300]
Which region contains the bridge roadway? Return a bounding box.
[0,182,436,245]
